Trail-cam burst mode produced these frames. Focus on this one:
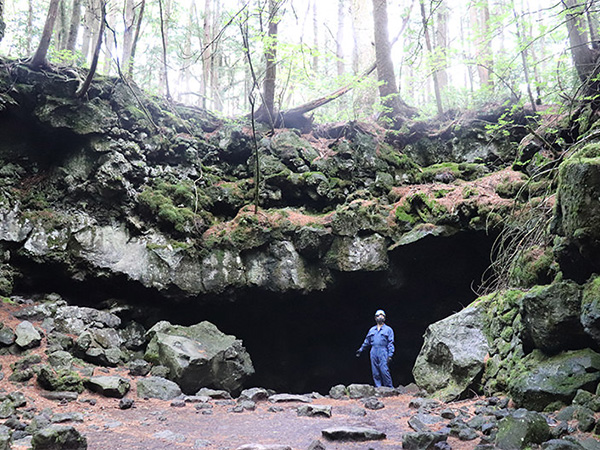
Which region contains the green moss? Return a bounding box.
[510,245,557,288]
[395,193,448,225]
[462,186,479,199]
[417,162,487,183]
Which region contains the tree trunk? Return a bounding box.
[201,0,212,109]
[66,0,82,53]
[471,0,493,88]
[30,0,61,68]
[54,0,67,51]
[511,0,535,110]
[26,0,34,53]
[587,0,599,49]
[122,0,136,72]
[158,0,171,99]
[87,0,103,66]
[419,0,443,115]
[127,0,144,78]
[210,0,222,112]
[372,0,411,123]
[562,0,599,84]
[336,0,345,76]
[435,1,449,92]
[0,0,5,44]
[259,0,279,126]
[76,0,105,97]
[312,0,318,72]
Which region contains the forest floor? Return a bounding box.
[0,300,598,450]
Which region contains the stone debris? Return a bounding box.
[321,426,386,441]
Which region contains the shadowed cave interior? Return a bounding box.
[14,230,495,395]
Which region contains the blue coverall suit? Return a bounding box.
[358,324,395,387]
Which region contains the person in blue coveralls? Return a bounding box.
[356,309,395,387]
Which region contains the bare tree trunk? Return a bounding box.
[0,0,5,44]
[471,0,493,88]
[103,6,116,75]
[54,0,67,51]
[201,0,212,109]
[259,0,279,126]
[158,0,171,99]
[312,0,318,72]
[66,0,82,52]
[372,0,411,123]
[511,0,535,109]
[122,0,136,72]
[210,0,222,112]
[336,0,345,76]
[587,0,599,49]
[178,1,193,102]
[435,1,449,92]
[26,0,34,53]
[127,0,144,78]
[87,0,103,66]
[419,0,443,115]
[81,0,93,60]
[562,0,599,84]
[77,0,105,97]
[30,0,61,68]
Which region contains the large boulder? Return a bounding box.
[554,149,600,280]
[495,409,550,449]
[31,424,87,450]
[144,321,254,394]
[581,276,600,346]
[413,306,489,401]
[521,282,591,354]
[508,348,600,411]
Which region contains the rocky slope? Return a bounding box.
[1,57,600,427]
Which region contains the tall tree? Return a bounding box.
[512,0,536,109]
[76,0,105,97]
[126,0,144,78]
[30,0,62,68]
[0,0,5,44]
[66,0,82,53]
[336,0,345,76]
[562,0,600,87]
[435,1,449,93]
[372,0,413,124]
[257,0,281,126]
[158,0,171,99]
[419,0,443,115]
[470,0,493,88]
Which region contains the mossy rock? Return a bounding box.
[508,348,600,411]
[582,275,600,346]
[36,365,85,393]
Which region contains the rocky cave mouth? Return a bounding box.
[14,230,495,395]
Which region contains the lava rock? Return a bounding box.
[136,376,181,400]
[268,394,312,403]
[15,321,42,349]
[239,387,269,402]
[328,384,346,399]
[402,431,447,450]
[321,426,386,441]
[118,398,134,410]
[346,384,375,399]
[84,376,131,398]
[30,424,87,450]
[495,409,550,449]
[363,397,384,410]
[297,405,332,418]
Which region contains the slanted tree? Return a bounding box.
[419,0,443,115]
[126,0,144,78]
[30,0,62,68]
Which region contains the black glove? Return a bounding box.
[356,350,362,358]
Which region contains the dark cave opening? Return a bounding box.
[12,230,495,395]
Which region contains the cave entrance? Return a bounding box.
[13,229,495,395]
[167,230,496,394]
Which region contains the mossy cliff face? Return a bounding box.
[0,61,522,299]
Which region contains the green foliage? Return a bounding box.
[417,162,487,183]
[395,193,447,224]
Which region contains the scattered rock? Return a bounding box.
[321,426,385,441]
[236,445,292,450]
[328,384,346,399]
[268,394,312,403]
[402,431,447,450]
[15,321,42,349]
[346,384,375,399]
[136,376,182,400]
[118,398,134,410]
[195,388,232,399]
[363,397,384,410]
[30,424,87,450]
[84,376,130,398]
[495,409,550,450]
[297,404,332,418]
[239,387,269,402]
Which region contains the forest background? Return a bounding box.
[0,0,595,126]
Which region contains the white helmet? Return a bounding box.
[375,309,386,318]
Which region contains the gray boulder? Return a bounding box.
[268,394,312,403]
[495,409,550,449]
[542,439,585,450]
[321,426,386,441]
[15,321,42,349]
[144,320,254,394]
[0,324,15,346]
[239,387,269,402]
[84,376,130,398]
[508,349,600,411]
[328,384,346,399]
[53,305,121,334]
[31,424,87,450]
[521,282,590,353]
[297,404,332,418]
[0,425,11,450]
[136,376,182,400]
[402,431,448,450]
[413,306,489,401]
[347,384,375,399]
[581,276,600,346]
